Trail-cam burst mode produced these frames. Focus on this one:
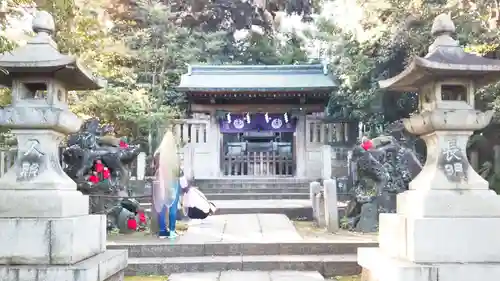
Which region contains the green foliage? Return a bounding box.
[316,0,500,130]
[125,0,230,109]
[0,0,307,143]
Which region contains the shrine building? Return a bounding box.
[175,64,356,179]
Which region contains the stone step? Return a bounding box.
[140,199,313,220]
[205,193,309,200]
[199,187,309,194]
[211,200,312,220]
[107,241,377,258]
[125,254,359,277]
[139,199,349,220]
[199,184,309,190]
[216,206,312,220]
[196,178,311,184]
[196,179,311,190]
[168,270,326,281]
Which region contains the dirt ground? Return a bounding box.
[293,220,377,242]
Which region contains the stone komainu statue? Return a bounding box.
[345,135,422,232]
[62,118,143,232]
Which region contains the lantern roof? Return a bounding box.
[0,11,105,90]
[379,14,500,92]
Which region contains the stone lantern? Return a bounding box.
[0,11,127,281]
[357,14,500,281]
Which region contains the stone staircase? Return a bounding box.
[139,178,315,219]
[108,213,377,279]
[197,178,312,219]
[109,239,375,277]
[196,178,311,200]
[139,178,350,221]
[204,192,309,200]
[120,178,365,280]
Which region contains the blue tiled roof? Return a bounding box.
[177,64,337,92]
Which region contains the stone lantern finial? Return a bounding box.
[428,13,458,52]
[32,10,55,35]
[431,13,455,37]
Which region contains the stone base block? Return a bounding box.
[0,249,127,281]
[378,213,500,263]
[378,214,406,259]
[397,189,500,218]
[0,189,89,217]
[358,247,500,281]
[0,215,106,265]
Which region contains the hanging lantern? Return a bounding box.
[245,112,251,124]
[284,112,289,123]
[226,113,231,123]
[264,112,270,123]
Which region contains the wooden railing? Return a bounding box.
[223,152,294,176]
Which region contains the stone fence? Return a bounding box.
[310,179,339,232]
[0,147,149,180]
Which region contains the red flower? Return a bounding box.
[95,161,104,173]
[361,139,373,151]
[127,218,137,230]
[138,212,146,223]
[88,174,100,184]
[103,167,110,179]
[119,140,129,148]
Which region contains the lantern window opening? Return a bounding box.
[21,82,48,100]
[440,84,467,102]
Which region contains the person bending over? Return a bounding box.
[181,177,216,219]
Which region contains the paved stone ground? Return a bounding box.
[107,214,375,244]
[169,270,325,281]
[110,214,369,278]
[179,214,303,243]
[211,199,311,209]
[140,199,317,212]
[141,199,319,220]
[108,214,302,244]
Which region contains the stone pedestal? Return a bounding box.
[0,210,127,281]
[357,111,500,281]
[0,131,127,281]
[0,157,128,281]
[0,10,127,281]
[360,12,500,281]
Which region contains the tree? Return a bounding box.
[0,0,310,143]
[314,0,500,132]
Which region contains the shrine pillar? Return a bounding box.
[295,112,307,178]
[209,113,222,177]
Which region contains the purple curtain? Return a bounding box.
[219,113,297,133]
